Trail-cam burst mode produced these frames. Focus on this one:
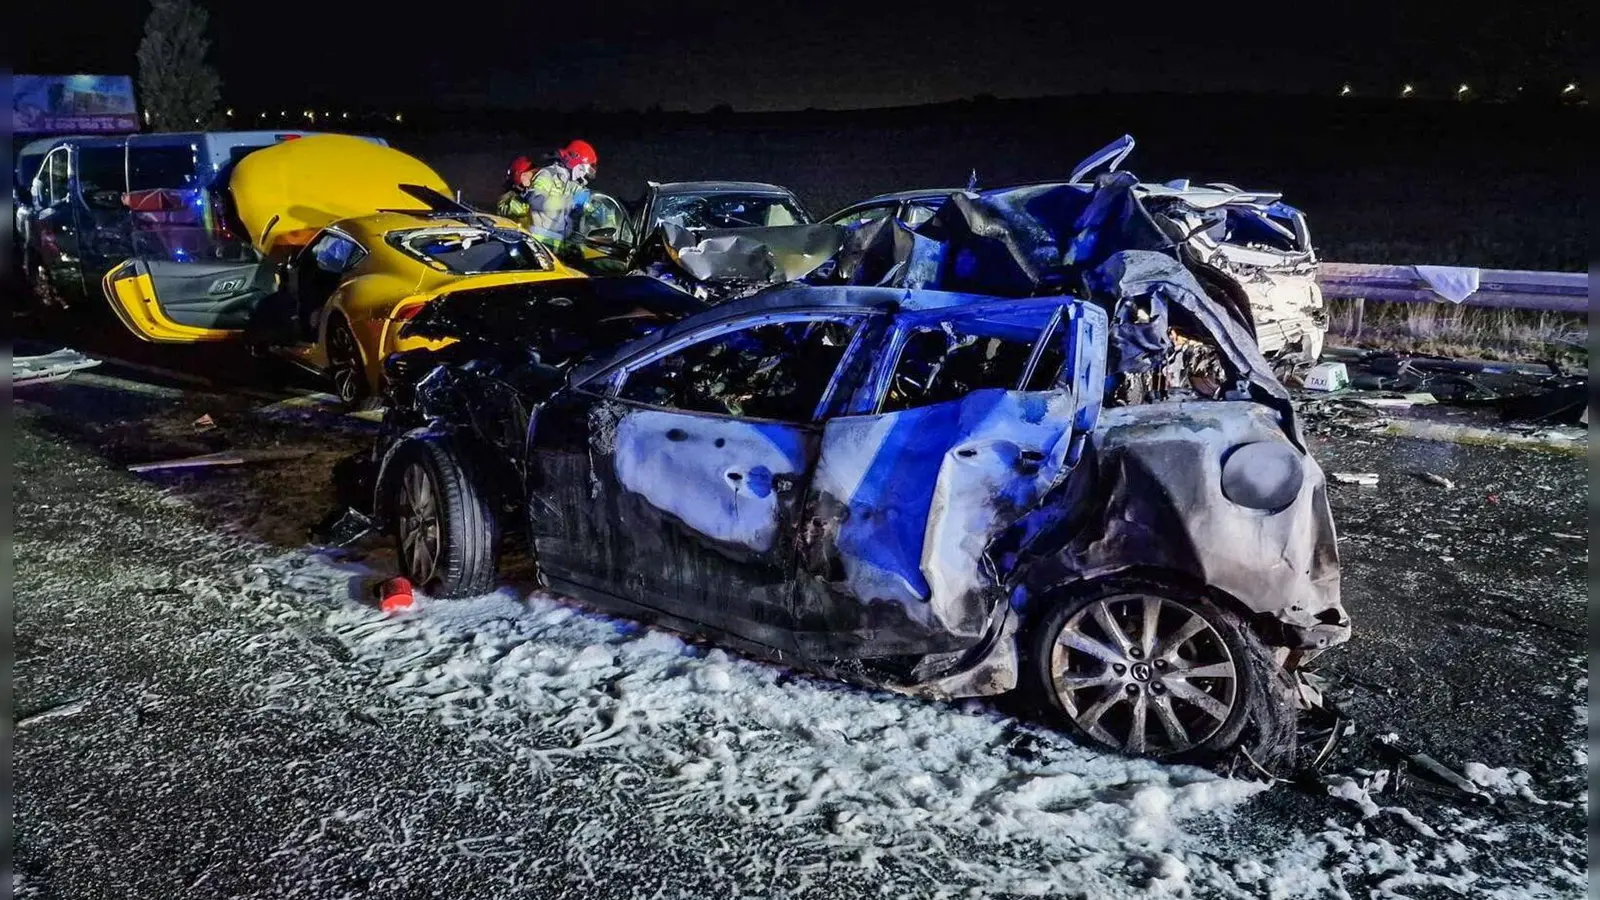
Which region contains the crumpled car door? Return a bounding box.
[792,299,1105,663]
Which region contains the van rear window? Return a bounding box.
[128,145,199,191]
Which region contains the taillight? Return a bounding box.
[390,302,426,322]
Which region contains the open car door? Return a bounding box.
[101,257,276,343]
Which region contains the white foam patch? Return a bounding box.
[180,545,1587,898]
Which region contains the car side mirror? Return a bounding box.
[590,227,617,240]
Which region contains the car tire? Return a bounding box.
[386,438,500,599]
[326,317,379,410]
[1025,577,1271,761]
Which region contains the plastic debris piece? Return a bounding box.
[1331,472,1380,486]
[193,414,216,431]
[374,577,414,613]
[11,348,102,386]
[127,449,315,473]
[14,698,89,730]
[1302,362,1350,392]
[1415,472,1455,490]
[1355,393,1437,409]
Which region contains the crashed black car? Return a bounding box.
[566,180,848,302]
[339,219,1348,759]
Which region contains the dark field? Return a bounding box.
[370,95,1586,272]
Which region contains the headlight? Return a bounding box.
[1220,441,1305,513]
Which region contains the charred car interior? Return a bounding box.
[322,164,1351,762]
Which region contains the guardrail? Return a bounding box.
[1317,262,1588,314]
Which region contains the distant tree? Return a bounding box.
[137,0,223,130]
[709,102,734,117]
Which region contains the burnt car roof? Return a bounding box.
[652,181,799,196]
[569,283,1083,385]
[401,274,709,357]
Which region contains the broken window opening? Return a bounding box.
[618,317,865,423]
[881,312,1067,414]
[390,228,553,275]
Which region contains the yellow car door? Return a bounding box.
[101,257,276,343]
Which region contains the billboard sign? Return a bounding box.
[13,74,140,134]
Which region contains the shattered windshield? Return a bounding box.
[391,228,552,274]
[652,193,808,231]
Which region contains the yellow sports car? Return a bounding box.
[102,134,584,406]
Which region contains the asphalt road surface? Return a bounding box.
[10,351,1587,899]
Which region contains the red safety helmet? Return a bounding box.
[508,156,536,180]
[558,139,598,170]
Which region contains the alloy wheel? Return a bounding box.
[327,321,363,404]
[397,463,442,587]
[1050,593,1240,755]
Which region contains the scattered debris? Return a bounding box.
[11,348,102,387]
[1379,420,1586,452]
[1374,733,1493,805]
[309,508,375,547]
[1414,472,1455,490]
[1331,472,1381,486]
[14,698,89,730]
[127,449,316,473]
[1302,362,1351,392]
[192,414,217,432]
[1354,393,1437,409]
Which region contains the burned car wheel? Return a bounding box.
[387,439,500,598]
[1029,581,1258,759]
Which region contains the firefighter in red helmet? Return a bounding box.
[494,156,540,228]
[500,140,598,251]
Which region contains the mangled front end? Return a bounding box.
[892,251,1348,755]
[1138,184,1326,365]
[638,222,847,302]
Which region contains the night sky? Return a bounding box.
[16,0,1587,112]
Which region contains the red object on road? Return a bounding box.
[377,577,414,612]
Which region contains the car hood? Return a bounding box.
[656,222,847,284]
[229,134,452,256]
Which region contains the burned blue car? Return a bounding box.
[340,223,1348,760]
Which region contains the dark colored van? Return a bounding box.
[16,130,387,311]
